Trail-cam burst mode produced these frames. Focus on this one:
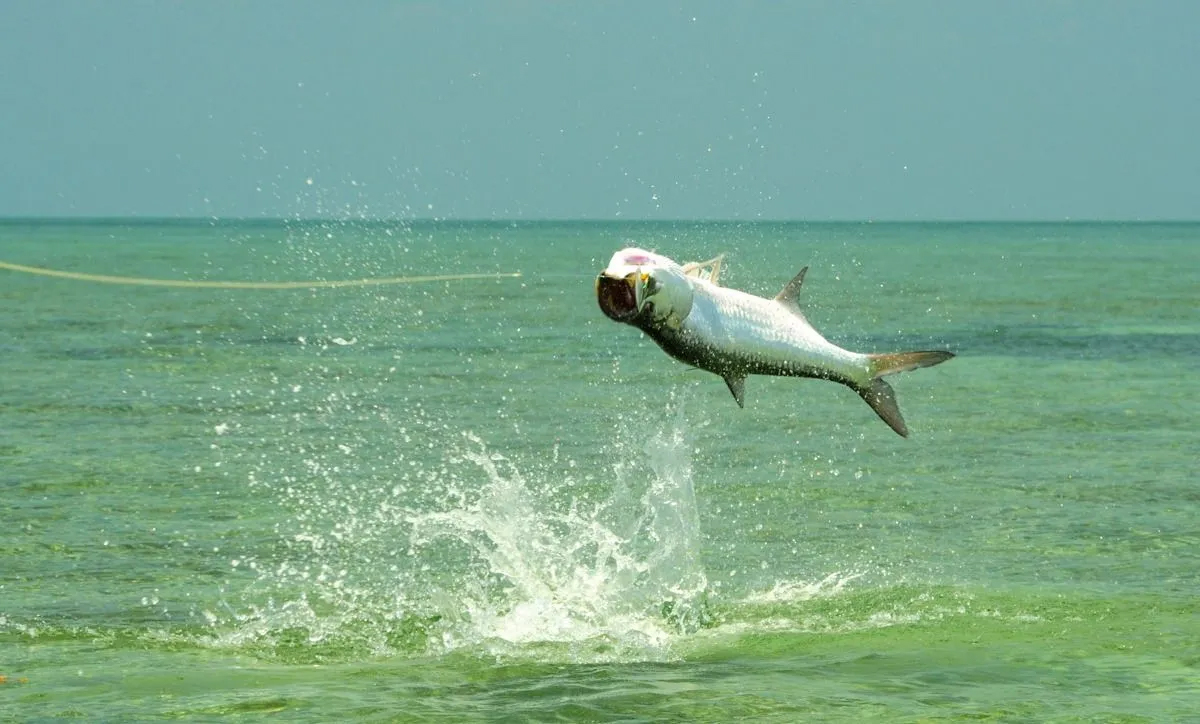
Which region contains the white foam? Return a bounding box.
[743,571,865,604]
[209,403,712,663]
[407,426,709,659]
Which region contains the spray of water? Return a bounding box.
[208,400,714,663]
[407,424,709,654]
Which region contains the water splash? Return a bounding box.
[210,405,711,663]
[408,424,709,656]
[743,572,865,604]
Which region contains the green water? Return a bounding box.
[1,220,1197,721]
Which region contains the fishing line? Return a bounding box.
[0,259,521,289]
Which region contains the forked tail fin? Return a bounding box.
[855,350,955,437]
[869,350,955,377]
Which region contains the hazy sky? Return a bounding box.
[2,1,1197,220]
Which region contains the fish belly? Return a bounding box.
[651,286,867,383]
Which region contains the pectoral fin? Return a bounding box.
[723,374,746,408]
[683,255,725,284]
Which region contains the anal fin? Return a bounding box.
[723,374,746,408]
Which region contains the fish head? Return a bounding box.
[596,247,693,328]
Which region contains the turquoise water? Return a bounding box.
[1,220,1197,721]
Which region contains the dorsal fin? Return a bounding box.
[774,266,808,310]
[682,255,725,284]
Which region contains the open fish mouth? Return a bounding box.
[596,273,639,321]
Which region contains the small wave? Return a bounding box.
[742,571,865,604]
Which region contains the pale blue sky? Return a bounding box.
[1,1,1196,219]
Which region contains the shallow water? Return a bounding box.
[1,220,1197,721]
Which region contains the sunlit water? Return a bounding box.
[2,220,1197,721]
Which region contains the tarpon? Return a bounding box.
[595,248,954,437]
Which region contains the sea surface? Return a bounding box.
[1,219,1196,721]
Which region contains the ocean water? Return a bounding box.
[1,219,1196,721]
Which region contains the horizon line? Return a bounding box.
[1,215,1198,225]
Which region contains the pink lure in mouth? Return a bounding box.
[596,274,638,321]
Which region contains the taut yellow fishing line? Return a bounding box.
[0,259,521,289]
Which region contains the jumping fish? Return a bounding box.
[595,248,953,437]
